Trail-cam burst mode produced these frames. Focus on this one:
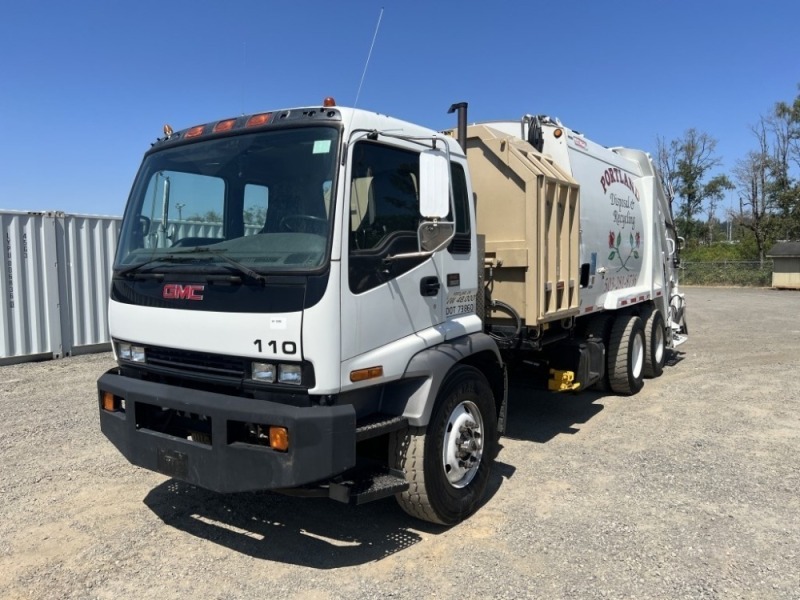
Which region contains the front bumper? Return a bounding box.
[98,370,356,493]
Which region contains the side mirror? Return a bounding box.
[419,149,450,218]
[138,216,151,236]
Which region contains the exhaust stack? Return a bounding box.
[448,102,468,151]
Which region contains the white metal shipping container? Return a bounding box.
[1,210,121,365]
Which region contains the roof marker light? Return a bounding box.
[185,125,205,138]
[246,113,272,127]
[163,124,174,138]
[323,97,336,107]
[213,119,236,133]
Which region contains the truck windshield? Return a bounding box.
[115,126,339,274]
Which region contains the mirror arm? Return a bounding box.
[383,249,435,264]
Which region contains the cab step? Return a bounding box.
[355,414,408,442]
[329,466,409,505]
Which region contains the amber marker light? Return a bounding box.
[269,427,289,451]
[245,113,271,127]
[349,366,384,383]
[185,125,205,138]
[553,128,563,139]
[213,119,236,133]
[323,96,336,107]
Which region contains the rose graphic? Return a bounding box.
[608,230,641,271]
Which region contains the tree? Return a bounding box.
[773,91,800,238]
[731,120,775,265]
[656,129,733,244]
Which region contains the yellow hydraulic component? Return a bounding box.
[548,369,581,392]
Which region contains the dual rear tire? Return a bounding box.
[607,314,645,395]
[598,308,667,395]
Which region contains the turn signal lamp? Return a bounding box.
[269,426,289,451]
[349,366,383,382]
[323,96,336,107]
[102,391,123,412]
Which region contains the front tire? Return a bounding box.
[390,365,498,525]
[607,314,645,395]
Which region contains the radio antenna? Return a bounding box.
[241,41,247,115]
[354,7,384,108]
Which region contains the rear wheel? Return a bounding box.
[607,314,645,395]
[643,309,666,378]
[390,365,498,525]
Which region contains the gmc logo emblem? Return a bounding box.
[163,284,205,301]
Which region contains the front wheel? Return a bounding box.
[390,365,498,525]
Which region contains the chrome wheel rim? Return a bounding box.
[632,332,644,379]
[442,400,484,488]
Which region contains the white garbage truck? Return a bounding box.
[98,99,687,524]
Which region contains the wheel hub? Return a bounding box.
[442,402,485,488]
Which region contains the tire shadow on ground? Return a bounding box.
[503,384,606,444]
[142,459,514,568]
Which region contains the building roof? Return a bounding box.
[767,242,800,257]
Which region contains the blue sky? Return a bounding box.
[1,0,798,217]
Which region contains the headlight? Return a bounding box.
[116,341,145,363]
[251,362,276,383]
[131,345,146,363]
[278,364,302,385]
[117,342,132,361]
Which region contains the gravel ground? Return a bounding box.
[1,287,799,600]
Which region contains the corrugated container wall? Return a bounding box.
[1,211,121,365]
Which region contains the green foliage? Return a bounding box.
[185,210,223,223]
[683,242,751,262]
[658,84,800,251]
[681,261,772,287]
[243,205,267,226]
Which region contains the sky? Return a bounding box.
[1,0,798,218]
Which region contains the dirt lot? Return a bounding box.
[1,287,799,599]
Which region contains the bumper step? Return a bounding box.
[329,466,409,505]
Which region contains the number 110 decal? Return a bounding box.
[253,339,298,354]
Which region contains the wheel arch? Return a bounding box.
[382,332,507,431]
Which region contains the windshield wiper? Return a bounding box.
[116,246,266,284]
[177,246,267,284]
[116,254,194,278]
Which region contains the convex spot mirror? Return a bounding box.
[420,221,455,253]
